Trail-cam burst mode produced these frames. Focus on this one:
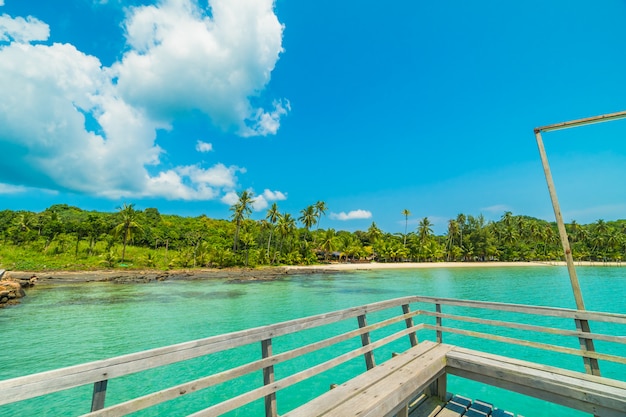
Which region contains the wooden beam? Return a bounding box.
[446,347,626,417]
[358,314,376,370]
[402,304,418,347]
[261,339,277,417]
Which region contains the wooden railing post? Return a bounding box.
[90,379,108,412]
[575,319,601,377]
[261,338,277,417]
[436,304,442,343]
[402,304,418,347]
[357,314,376,370]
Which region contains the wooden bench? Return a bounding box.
[283,341,453,417]
[446,347,626,417]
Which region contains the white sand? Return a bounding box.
[284,261,622,272]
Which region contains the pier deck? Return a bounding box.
[1,295,625,416]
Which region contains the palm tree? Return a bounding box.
[456,213,466,248]
[446,219,460,261]
[230,190,253,252]
[314,201,328,230]
[319,228,337,261]
[114,203,143,262]
[417,217,433,245]
[299,205,317,231]
[401,209,411,247]
[275,212,295,262]
[265,202,280,261]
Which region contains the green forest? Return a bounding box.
[1,193,625,271]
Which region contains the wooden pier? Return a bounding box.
[1,296,625,416]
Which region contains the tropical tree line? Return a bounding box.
[0,199,625,271]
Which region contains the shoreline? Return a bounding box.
[4,261,622,284]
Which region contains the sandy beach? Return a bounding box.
[4,261,621,284]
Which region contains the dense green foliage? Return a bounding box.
[0,203,624,271]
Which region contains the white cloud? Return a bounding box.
[481,204,512,214]
[221,190,239,206]
[0,182,27,194]
[196,140,213,153]
[0,0,288,202]
[0,1,5,7]
[251,189,288,211]
[220,188,287,211]
[0,14,49,42]
[262,189,287,201]
[330,210,373,221]
[113,0,288,135]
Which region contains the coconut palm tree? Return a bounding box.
[299,205,317,231]
[265,202,280,261]
[314,201,328,230]
[319,228,337,261]
[114,203,143,262]
[275,212,296,262]
[230,190,253,252]
[401,209,411,247]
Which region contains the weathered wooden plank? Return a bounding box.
[0,298,421,406]
[424,324,626,365]
[410,395,445,417]
[188,325,427,417]
[282,341,440,417]
[411,296,626,324]
[420,310,626,345]
[309,344,453,417]
[82,322,426,417]
[446,347,626,417]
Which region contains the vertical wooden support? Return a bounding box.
[436,304,442,343]
[402,304,418,347]
[427,374,447,401]
[575,319,601,376]
[261,339,277,417]
[357,314,376,370]
[396,403,409,417]
[535,129,601,377]
[90,379,108,412]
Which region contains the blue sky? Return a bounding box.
[1,0,626,234]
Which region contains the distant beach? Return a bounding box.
[5,261,622,285]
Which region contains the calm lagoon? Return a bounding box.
[1,266,624,416]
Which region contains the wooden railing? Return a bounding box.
[1,296,625,416]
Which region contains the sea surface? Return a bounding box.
[0,266,625,417]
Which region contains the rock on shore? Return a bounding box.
[0,271,36,308]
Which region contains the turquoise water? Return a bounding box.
[0,266,625,416]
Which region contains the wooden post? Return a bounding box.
[357,314,375,370]
[535,129,601,377]
[436,304,442,343]
[402,304,418,347]
[428,374,447,401]
[575,319,602,376]
[396,403,409,417]
[90,379,108,412]
[261,339,277,417]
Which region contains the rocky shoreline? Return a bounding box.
[0,270,37,308]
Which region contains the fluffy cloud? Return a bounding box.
[0,2,5,7]
[251,188,288,211]
[0,14,49,42]
[330,210,373,221]
[196,140,213,153]
[221,188,287,211]
[113,0,287,135]
[0,0,288,201]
